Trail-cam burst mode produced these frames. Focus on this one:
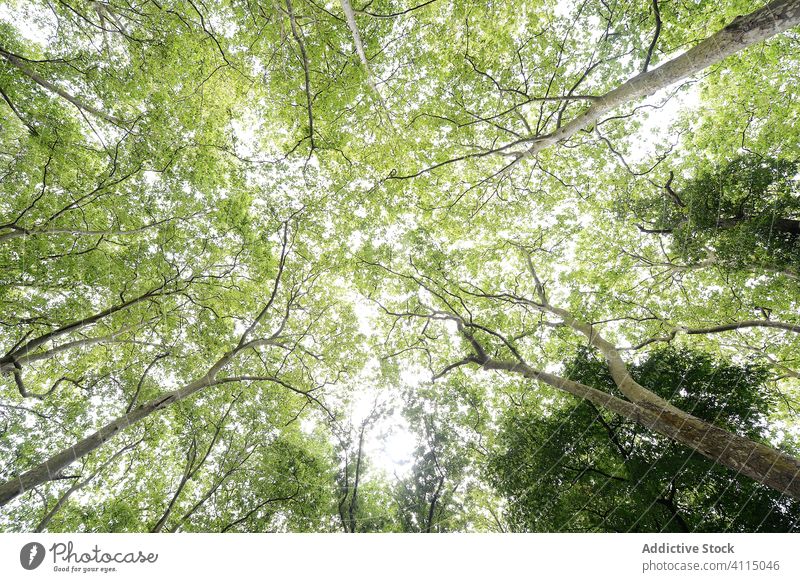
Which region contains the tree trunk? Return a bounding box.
[424,475,445,533]
[34,439,140,532]
[518,0,800,161]
[480,358,800,500]
[0,366,224,506]
[0,47,124,125]
[773,217,800,236]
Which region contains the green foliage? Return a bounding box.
[636,155,800,273]
[1,0,799,533]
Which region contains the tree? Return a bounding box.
[393,404,465,533]
[358,243,800,498]
[2,0,800,532]
[334,399,389,533]
[489,348,800,532]
[0,209,358,509]
[634,155,800,276]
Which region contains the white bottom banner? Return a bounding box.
[0,533,796,581]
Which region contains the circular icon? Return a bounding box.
[20,542,46,570]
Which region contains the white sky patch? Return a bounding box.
[369,410,416,478]
[345,381,418,478]
[629,83,701,163]
[143,171,161,186]
[553,0,575,19]
[348,229,364,251]
[349,292,380,337]
[400,365,429,389]
[230,118,259,158]
[338,356,433,480]
[0,2,54,45]
[300,416,317,435]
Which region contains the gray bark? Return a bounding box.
[0,351,233,506]
[339,0,378,93]
[0,47,124,126]
[478,357,800,499]
[517,0,800,161]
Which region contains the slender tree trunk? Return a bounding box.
[150,443,197,533]
[0,356,229,506]
[348,425,366,533]
[168,452,252,532]
[684,320,800,335]
[0,282,172,374]
[285,0,315,149]
[219,489,299,533]
[151,399,233,532]
[518,0,800,160]
[34,439,141,532]
[454,255,800,498]
[0,221,293,508]
[479,357,800,500]
[0,47,124,125]
[424,475,445,533]
[337,456,350,532]
[339,0,378,93]
[0,229,29,243]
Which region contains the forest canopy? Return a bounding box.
[1,0,800,533]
